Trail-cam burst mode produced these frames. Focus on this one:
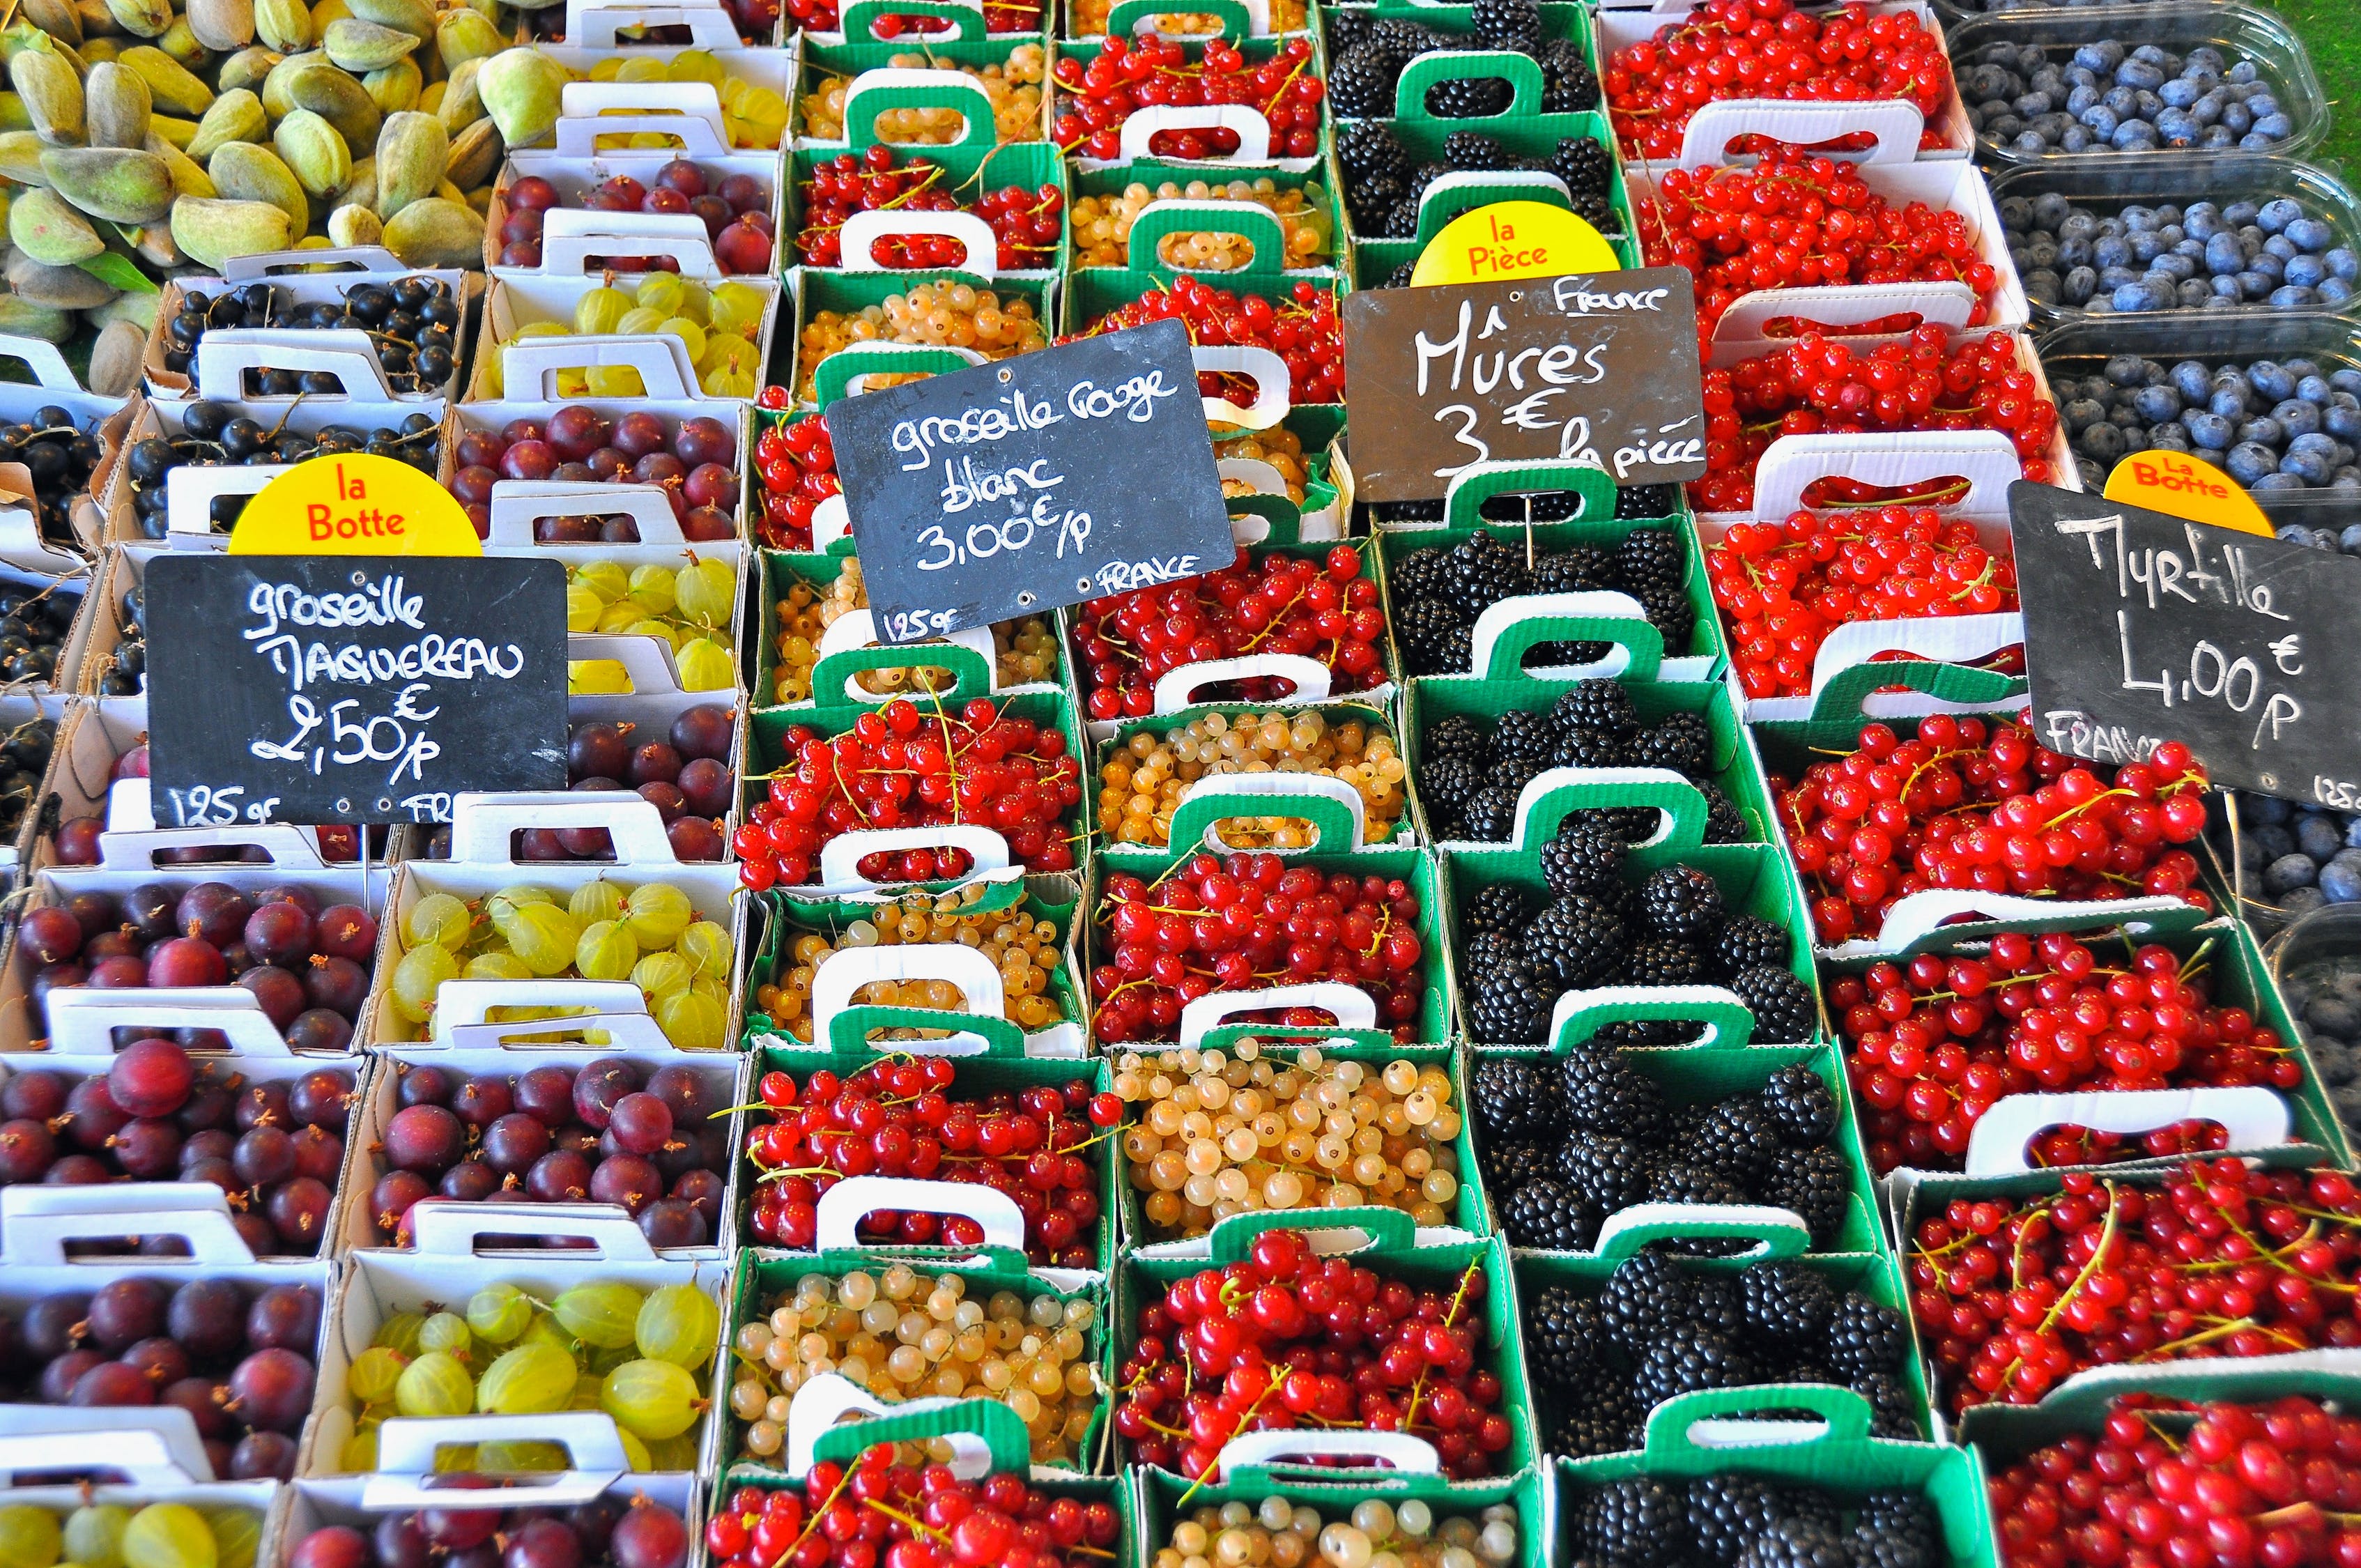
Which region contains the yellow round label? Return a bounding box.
[1410,202,1622,287]
[2100,449,2275,538]
[229,452,483,555]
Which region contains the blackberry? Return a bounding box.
[1550,137,1613,200]
[1572,192,1622,236]
[1637,583,1697,650]
[1426,74,1512,118]
[1382,197,1425,240]
[1737,1260,1838,1344]
[1502,1177,1591,1249]
[1712,915,1789,980]
[1369,17,1443,56]
[1528,1286,1607,1387]
[1598,1252,1691,1351]
[1326,45,1399,116]
[1479,1137,1551,1193]
[1553,1381,1642,1458]
[1691,1095,1781,1183]
[1464,928,1524,976]
[1462,881,1531,938]
[1463,786,1521,843]
[1638,866,1725,940]
[1826,1293,1907,1378]
[1470,0,1540,47]
[1417,753,1484,820]
[1575,804,1668,847]
[1761,1063,1838,1144]
[1618,527,1686,593]
[1532,547,1616,592]
[1337,121,1410,184]
[1626,937,1705,987]
[1592,1017,1700,1047]
[1688,1477,1786,1567]
[1700,781,1751,844]
[1650,1160,1745,1209]
[1562,1048,1668,1140]
[1440,626,1474,675]
[1485,489,1583,523]
[1851,1373,1925,1443]
[1630,712,1712,776]
[1495,707,1556,762]
[1443,130,1512,169]
[1553,725,1627,771]
[1324,8,1372,57]
[1426,714,1491,763]
[1541,819,1625,898]
[1777,1492,1845,1538]
[1407,160,1452,205]
[1557,1131,1656,1217]
[1855,1491,1937,1566]
[1551,679,1641,741]
[1737,1523,1850,1568]
[1615,483,1674,520]
[1732,966,1818,1045]
[1467,962,1553,1043]
[1469,1056,1566,1142]
[1631,1325,1753,1408]
[1347,174,1405,229]
[1764,1144,1851,1246]
[1490,754,1549,797]
[1577,1479,1687,1568]
[1390,544,1450,604]
[1539,39,1600,112]
[1394,597,1462,674]
[1382,259,1418,289]
[1524,894,1623,988]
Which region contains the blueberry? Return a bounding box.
[2238,417,2284,447]
[2226,442,2278,485]
[2299,376,2335,406]
[2327,406,2361,440]
[2265,233,2300,263]
[2171,362,2212,403]
[2185,410,2235,450]
[2299,815,2346,861]
[2283,448,2335,485]
[2132,385,2183,423]
[2256,823,2298,860]
[2312,996,2361,1036]
[2270,285,2321,308]
[2276,399,2323,436]
[2093,234,2132,270]
[2226,201,2262,226]
[2210,386,2251,419]
[2323,277,2355,305]
[2268,852,2321,894]
[2287,886,2332,918]
[2342,523,2361,556]
[2331,249,2360,282]
[2103,84,2139,117]
[2016,130,2052,156]
[2063,267,2098,305]
[2063,397,2108,433]
[2079,422,2128,463]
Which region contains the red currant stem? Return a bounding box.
[753,1163,843,1184]
[1399,1259,1482,1430]
[2141,1314,2300,1360]
[764,1457,858,1568]
[1237,582,1311,656]
[859,1498,955,1547]
[1172,1365,1291,1510]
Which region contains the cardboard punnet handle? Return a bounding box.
[843,68,998,150]
[0,1181,261,1266]
[537,209,722,277]
[1964,1086,2294,1176]
[1509,767,1707,854]
[1822,889,2203,959]
[813,1175,1027,1251]
[1206,1204,1417,1263]
[1218,1431,1442,1479]
[0,334,89,391]
[1415,171,1573,244]
[787,1373,1030,1479]
[1802,654,2024,731]
[1148,652,1330,713]
[1751,430,2022,518]
[817,1005,1028,1055]
[0,1408,214,1486]
[443,1010,678,1051]
[812,344,987,408]
[217,247,412,278]
[428,978,648,1029]
[1179,981,1377,1045]
[445,790,681,865]
[367,1414,632,1505]
[1806,614,2024,706]
[568,632,689,695]
[1392,49,1546,123]
[194,331,403,401]
[564,0,746,48]
[1681,100,1926,169]
[489,481,685,544]
[164,461,284,543]
[838,0,986,40]
[1196,344,1291,429]
[811,493,851,550]
[1593,1203,1813,1261]
[1106,0,1261,38]
[1640,1385,1877,1456]
[1129,199,1290,276]
[1117,105,1272,165]
[839,210,998,275]
[44,987,295,1054]
[1194,1022,1399,1052]
[89,778,330,868]
[816,824,1011,887]
[1548,986,1757,1050]
[810,942,1023,1056]
[1716,281,1974,345]
[408,1199,661,1258]
[1168,772,1365,852]
[554,82,733,157]
[1470,592,1663,684]
[1444,459,1617,530]
[502,334,702,401]
[809,607,997,706]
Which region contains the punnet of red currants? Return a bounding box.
[1052,36,1325,162]
[0,1048,355,1258]
[1988,1393,2361,1568]
[707,1453,1117,1568]
[0,1273,323,1479]
[1771,716,2211,944]
[17,882,380,1053]
[498,163,778,275]
[1068,277,1342,407]
[1909,1160,2361,1412]
[796,146,1063,272]
[779,0,1042,34]
[1116,1226,1513,1479]
[736,698,1082,889]
[371,1056,730,1250]
[292,1489,692,1568]
[743,1058,1110,1266]
[752,413,839,551]
[449,412,740,545]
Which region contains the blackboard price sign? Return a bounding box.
[1341,266,1708,503]
[2008,480,2361,805]
[146,553,569,824]
[826,318,1234,645]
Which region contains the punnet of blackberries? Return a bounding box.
[1419,679,1751,845]
[1567,1473,1944,1568]
[124,401,443,541]
[0,408,103,556]
[1387,527,1693,679]
[1527,1252,1922,1456]
[1456,832,1814,1046]
[1335,121,1620,243]
[162,275,464,398]
[1325,2,1598,121]
[1472,1054,1851,1251]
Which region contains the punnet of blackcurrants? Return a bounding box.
[16,882,380,1052]
[450,411,739,546]
[291,1491,692,1568]
[123,401,443,541]
[0,408,103,558]
[0,1045,356,1257]
[160,275,466,399]
[0,714,52,847]
[498,162,778,276]
[368,1055,730,1251]
[0,581,82,690]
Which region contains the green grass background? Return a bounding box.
[2276,0,2357,174]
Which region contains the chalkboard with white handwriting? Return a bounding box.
[826,318,1236,646]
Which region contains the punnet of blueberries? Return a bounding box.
[2276,942,2361,1140]
[2000,191,2355,313]
[2054,354,2361,495]
[162,275,465,398]
[1957,38,2301,157]
[123,400,443,541]
[2214,792,2361,921]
